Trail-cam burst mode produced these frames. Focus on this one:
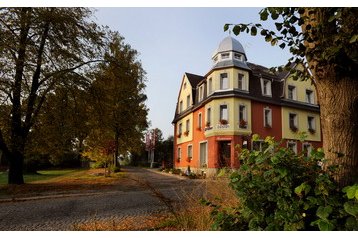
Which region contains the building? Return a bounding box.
[172,36,322,176]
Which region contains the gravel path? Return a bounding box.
[0,167,199,230]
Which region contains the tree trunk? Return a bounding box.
[8,151,25,184]
[114,131,120,169]
[315,66,358,187]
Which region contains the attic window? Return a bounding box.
[234,53,243,61]
[221,53,230,59]
[261,78,272,96]
[183,82,187,89]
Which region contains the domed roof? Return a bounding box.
[212,36,246,59]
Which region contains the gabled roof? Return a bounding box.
[185,72,204,88]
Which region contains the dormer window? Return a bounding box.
[306,89,314,104]
[261,78,272,96]
[234,53,243,61]
[221,53,230,59]
[186,95,191,108]
[220,73,228,90]
[198,85,204,102]
[208,78,212,94]
[288,85,297,100]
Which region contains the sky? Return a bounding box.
[94,8,293,139]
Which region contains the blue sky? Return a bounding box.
[95,8,293,138]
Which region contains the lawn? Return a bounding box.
[0,169,79,185]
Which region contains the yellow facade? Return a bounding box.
[176,113,193,144]
[204,98,252,137]
[206,68,250,93]
[285,72,317,104]
[281,107,321,141]
[177,74,193,113]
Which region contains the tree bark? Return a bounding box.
[314,65,358,187]
[114,131,120,169]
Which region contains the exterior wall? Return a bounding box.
[251,101,282,140]
[204,98,252,137]
[281,107,321,141]
[206,68,250,94]
[285,73,317,104]
[176,113,193,144]
[177,75,193,113]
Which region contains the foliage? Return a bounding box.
[209,136,358,230]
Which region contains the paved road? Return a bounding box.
[0,167,200,230]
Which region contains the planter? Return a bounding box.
[184,131,189,136]
[220,119,228,125]
[239,119,247,128]
[308,128,316,134]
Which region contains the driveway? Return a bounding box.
[0,167,200,230]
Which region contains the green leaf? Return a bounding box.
[271,12,278,20]
[224,24,230,32]
[346,185,358,199]
[316,205,332,219]
[275,23,283,31]
[279,42,286,49]
[251,26,257,36]
[317,220,335,231]
[260,9,268,21]
[344,201,358,217]
[232,25,241,35]
[349,35,358,44]
[271,38,278,46]
[265,35,272,42]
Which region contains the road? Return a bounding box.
[0,167,200,230]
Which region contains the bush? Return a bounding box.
[209,136,358,231]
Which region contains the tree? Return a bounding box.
[0,8,104,184]
[225,7,358,186]
[86,31,148,170]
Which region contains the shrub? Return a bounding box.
[209,136,358,231]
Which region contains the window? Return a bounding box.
[220,105,228,122]
[238,73,245,90]
[178,123,182,134]
[308,116,315,132]
[213,56,218,63]
[221,53,230,59]
[288,85,297,100]
[179,100,183,113]
[206,107,211,126]
[198,113,202,129]
[198,86,203,102]
[303,143,312,157]
[220,73,228,90]
[289,113,298,130]
[183,82,186,89]
[208,78,212,94]
[186,119,190,133]
[177,147,182,160]
[186,95,190,108]
[187,145,193,158]
[262,79,272,96]
[287,141,297,154]
[239,105,247,128]
[264,107,272,128]
[306,90,314,104]
[234,53,242,61]
[252,140,269,151]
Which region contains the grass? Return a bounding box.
[0,168,127,199]
[0,169,78,185]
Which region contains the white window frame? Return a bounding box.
[220,73,228,90]
[287,141,297,154]
[198,86,203,102]
[289,113,298,129]
[234,53,243,61]
[307,116,316,130]
[252,140,268,152]
[238,73,246,91]
[178,147,182,160]
[179,100,183,113]
[187,144,193,159]
[220,104,228,121]
[306,89,314,104]
[264,107,272,128]
[198,113,202,129]
[186,119,190,132]
[302,143,312,157]
[206,107,211,125]
[221,52,230,60]
[239,104,247,121]
[186,94,191,109]
[261,78,272,97]
[288,85,297,100]
[208,78,212,95]
[178,123,182,134]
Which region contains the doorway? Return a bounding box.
[218,141,231,168]
[199,142,207,167]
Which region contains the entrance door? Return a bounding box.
[218,141,231,168]
[199,142,207,167]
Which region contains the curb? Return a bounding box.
[143,168,189,180]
